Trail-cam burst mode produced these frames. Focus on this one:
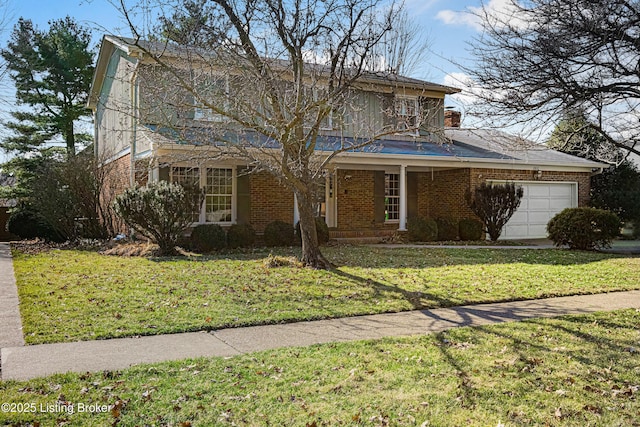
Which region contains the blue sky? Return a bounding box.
[0,0,490,84]
[0,0,503,144]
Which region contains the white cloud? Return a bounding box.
[443,72,481,107]
[436,0,523,31]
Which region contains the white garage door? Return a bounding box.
[499,182,578,240]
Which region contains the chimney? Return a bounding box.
[444,109,461,128]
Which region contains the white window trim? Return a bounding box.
[170,164,237,225]
[384,172,400,223]
[394,95,420,136]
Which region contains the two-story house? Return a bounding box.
[88,36,605,240]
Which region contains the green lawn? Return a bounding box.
[12,246,640,344]
[1,309,639,426]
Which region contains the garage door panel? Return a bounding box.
[550,199,573,210]
[503,224,529,238]
[528,198,550,210]
[528,185,551,197]
[550,185,573,197]
[529,211,552,224]
[500,182,577,240]
[528,224,548,237]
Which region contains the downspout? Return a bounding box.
[129,56,141,187]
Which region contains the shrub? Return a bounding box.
[6,203,64,242]
[190,224,227,252]
[407,217,438,242]
[436,218,458,241]
[295,217,330,245]
[264,220,295,246]
[113,182,199,256]
[466,182,523,241]
[459,218,484,241]
[227,223,256,248]
[547,207,621,250]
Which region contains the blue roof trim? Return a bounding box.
[143,124,515,160]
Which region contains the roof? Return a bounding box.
[142,125,603,170]
[445,128,606,168]
[88,35,459,109]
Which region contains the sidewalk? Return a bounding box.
[2,290,639,381]
[0,243,24,348]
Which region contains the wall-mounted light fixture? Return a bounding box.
[533,168,543,180]
[344,175,352,181]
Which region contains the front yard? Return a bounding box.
[12,246,640,344]
[1,309,639,426]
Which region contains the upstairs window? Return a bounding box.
[395,97,419,133]
[193,75,229,122]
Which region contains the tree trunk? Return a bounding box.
[65,119,76,157]
[296,189,332,269]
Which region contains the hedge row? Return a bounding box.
[186,218,330,253]
[407,217,484,242]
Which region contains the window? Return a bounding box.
[302,86,333,130]
[193,75,228,122]
[205,168,233,223]
[171,167,201,222]
[395,97,419,133]
[170,166,235,224]
[385,173,400,221]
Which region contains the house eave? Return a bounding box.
[148,142,598,173]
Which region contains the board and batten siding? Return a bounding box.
[96,49,137,160]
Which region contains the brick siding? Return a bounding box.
[249,172,294,232]
[330,167,591,235]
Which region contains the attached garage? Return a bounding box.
[497,181,578,239]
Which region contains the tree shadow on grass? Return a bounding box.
[430,310,640,422]
[330,268,459,310]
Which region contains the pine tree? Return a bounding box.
[1,16,94,158]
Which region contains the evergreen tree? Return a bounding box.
[1,16,94,158]
[0,17,102,240]
[547,111,623,165]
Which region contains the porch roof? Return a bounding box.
[142,124,606,170]
[143,124,515,161]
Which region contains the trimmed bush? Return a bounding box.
[466,182,524,241]
[264,220,295,246]
[459,218,484,241]
[436,218,458,241]
[295,217,330,245]
[113,181,198,255]
[190,224,227,252]
[227,223,256,248]
[407,217,438,242]
[547,207,621,250]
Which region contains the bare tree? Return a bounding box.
[115,0,440,268]
[463,0,640,158]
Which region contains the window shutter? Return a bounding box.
[236,167,251,225]
[407,172,418,219]
[158,166,169,181]
[374,170,386,223]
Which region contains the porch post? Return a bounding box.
[293,193,300,225]
[399,164,407,231]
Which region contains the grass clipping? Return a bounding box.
[101,242,160,257]
[263,253,303,268]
